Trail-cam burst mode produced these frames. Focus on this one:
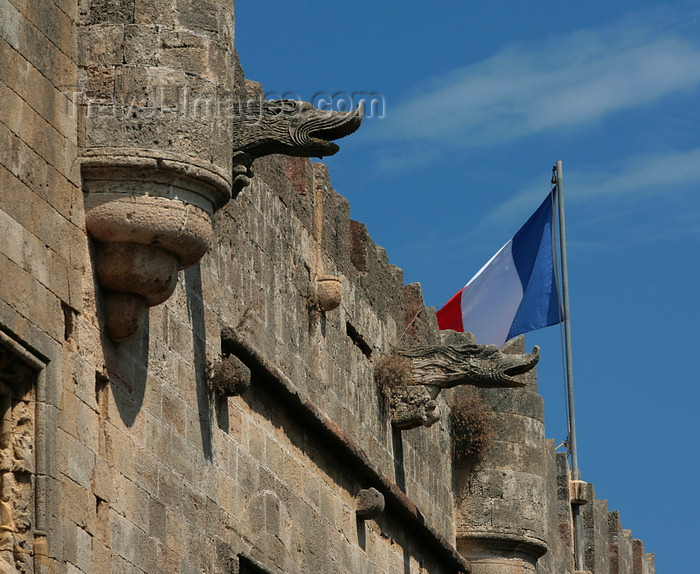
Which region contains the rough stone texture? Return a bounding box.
[0,341,38,572]
[0,1,654,574]
[389,385,441,430]
[78,0,237,343]
[355,487,385,519]
[383,334,540,429]
[231,98,363,159]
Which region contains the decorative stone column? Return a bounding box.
[454,336,549,573]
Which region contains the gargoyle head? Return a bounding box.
[380,342,540,429]
[444,343,540,388]
[288,101,364,157]
[231,99,363,195]
[392,343,540,389]
[233,99,363,159]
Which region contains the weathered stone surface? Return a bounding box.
[393,337,539,390]
[355,487,385,519]
[231,90,363,197]
[232,97,363,159]
[389,385,440,430]
[381,332,539,429]
[82,161,230,341]
[0,340,38,572]
[314,275,342,312]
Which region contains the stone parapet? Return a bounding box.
[534,445,655,574]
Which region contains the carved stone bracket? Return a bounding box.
[85,94,362,342]
[355,487,385,520]
[377,333,540,430]
[389,385,441,430]
[83,151,232,342]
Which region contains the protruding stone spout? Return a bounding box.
[377,332,540,430]
[396,342,540,390]
[232,96,363,195]
[233,100,363,158]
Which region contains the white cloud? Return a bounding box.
[569,148,700,199]
[485,147,700,229]
[374,14,700,147]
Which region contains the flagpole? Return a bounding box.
[554,159,584,571]
[554,160,580,477]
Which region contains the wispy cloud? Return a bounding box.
[373,11,700,148]
[488,147,700,224]
[468,147,700,255]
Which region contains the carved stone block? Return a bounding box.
[82,158,231,342]
[389,386,440,430]
[355,487,385,520]
[231,91,363,195]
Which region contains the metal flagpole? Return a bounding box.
[554,160,580,477]
[553,159,585,571]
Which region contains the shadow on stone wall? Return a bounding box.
[185,264,213,461]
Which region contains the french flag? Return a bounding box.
[437,192,562,346]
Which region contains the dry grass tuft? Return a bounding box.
[374,354,414,392]
[208,355,251,397]
[451,390,494,462]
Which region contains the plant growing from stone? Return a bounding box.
[451,389,494,462]
[207,354,251,397]
[374,354,413,394]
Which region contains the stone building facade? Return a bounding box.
[0,1,654,573]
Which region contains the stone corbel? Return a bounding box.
[355,487,385,520]
[84,86,362,342]
[83,152,232,342]
[377,333,540,430]
[389,384,441,430]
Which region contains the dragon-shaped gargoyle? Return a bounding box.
[232,99,363,195]
[376,337,539,430]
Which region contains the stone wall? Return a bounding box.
[0,1,654,573]
[0,1,83,569]
[54,150,464,572]
[455,338,548,573]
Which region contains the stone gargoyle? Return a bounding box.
[232,99,363,194]
[376,336,539,430]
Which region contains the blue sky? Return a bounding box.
[236,2,700,571]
